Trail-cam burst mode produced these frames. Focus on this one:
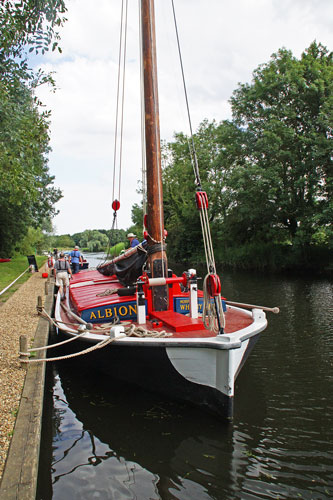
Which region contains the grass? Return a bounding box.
[109,242,126,257]
[0,255,47,304]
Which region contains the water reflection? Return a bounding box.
[45,363,234,499]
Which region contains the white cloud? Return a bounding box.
[33,0,333,235]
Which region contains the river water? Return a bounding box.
[37,253,333,499]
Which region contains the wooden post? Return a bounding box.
[19,335,28,367]
[37,296,43,314]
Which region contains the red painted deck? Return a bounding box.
[70,270,128,312]
[68,269,253,337]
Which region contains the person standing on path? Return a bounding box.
[53,251,72,300]
[70,245,83,274]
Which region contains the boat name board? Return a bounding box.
[81,301,138,323]
[81,297,211,323]
[174,297,204,314]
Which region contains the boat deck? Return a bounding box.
[67,270,253,338]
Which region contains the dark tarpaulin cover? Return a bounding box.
[97,243,147,286]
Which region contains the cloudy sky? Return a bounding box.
[33,0,333,236]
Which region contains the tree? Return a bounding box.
[161,43,332,269]
[0,1,66,256]
[162,122,231,262]
[54,234,75,248]
[228,42,333,248]
[0,0,67,58]
[78,230,108,251]
[16,226,45,255]
[0,78,62,256]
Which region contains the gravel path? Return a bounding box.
[0,266,48,480]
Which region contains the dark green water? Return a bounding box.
[37,255,333,499]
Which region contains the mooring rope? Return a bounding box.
[20,308,172,363]
[21,330,88,352]
[20,336,118,364]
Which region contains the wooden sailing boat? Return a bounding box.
[54,0,274,420]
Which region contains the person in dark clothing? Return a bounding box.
[53,252,72,300]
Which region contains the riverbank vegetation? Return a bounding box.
[0,1,66,258]
[0,256,47,303]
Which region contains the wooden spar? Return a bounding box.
[225,300,280,314]
[141,0,168,311]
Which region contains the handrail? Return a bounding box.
[0,267,30,296]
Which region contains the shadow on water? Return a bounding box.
[37,259,333,499]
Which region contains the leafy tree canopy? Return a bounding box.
[0,0,67,59]
[162,42,332,270]
[228,41,332,247]
[0,1,67,257]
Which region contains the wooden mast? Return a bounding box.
[141,0,168,311]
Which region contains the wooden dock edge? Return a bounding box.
[0,281,55,499]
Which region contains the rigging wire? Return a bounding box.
[112,0,128,210]
[171,0,202,189]
[103,0,128,263]
[171,0,225,332]
[118,0,129,202]
[112,0,124,204]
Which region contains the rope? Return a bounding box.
[112,0,128,206]
[199,203,216,274]
[96,288,119,297]
[20,330,88,352]
[39,308,83,331]
[20,309,172,363]
[125,324,171,338]
[170,0,225,331]
[202,275,225,333]
[118,0,128,202]
[103,0,128,264]
[170,2,219,272]
[20,336,117,363]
